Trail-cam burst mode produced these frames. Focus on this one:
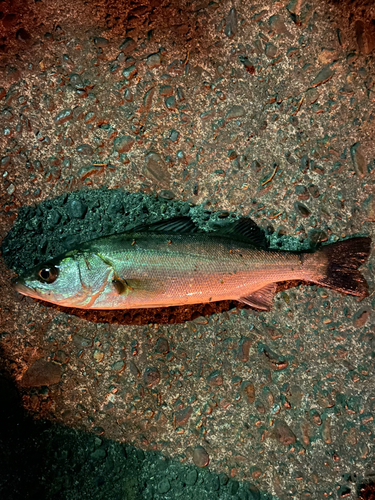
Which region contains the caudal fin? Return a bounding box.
[315,237,371,297]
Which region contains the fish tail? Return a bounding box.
[313,237,371,297]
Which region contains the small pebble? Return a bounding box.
[76,144,94,156]
[113,135,134,153]
[118,37,136,53]
[224,7,237,37]
[158,478,171,494]
[143,367,160,387]
[68,199,87,219]
[193,445,209,467]
[54,108,73,125]
[147,53,161,68]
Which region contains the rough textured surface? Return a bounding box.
[1,0,375,499]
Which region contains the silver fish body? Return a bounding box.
[14,217,371,311]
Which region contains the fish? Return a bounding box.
[13,216,371,311]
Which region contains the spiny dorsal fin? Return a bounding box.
[132,216,199,234]
[221,217,267,249]
[131,215,267,247]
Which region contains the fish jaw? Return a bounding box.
[13,278,41,299]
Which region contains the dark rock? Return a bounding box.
[224,7,237,37]
[119,37,137,53]
[207,370,223,386]
[114,135,134,153]
[238,336,253,362]
[159,85,173,96]
[353,307,370,327]
[248,484,261,500]
[94,37,109,47]
[76,144,94,156]
[122,65,137,80]
[238,56,255,74]
[78,165,105,181]
[350,142,366,177]
[158,479,170,494]
[144,152,170,187]
[70,73,85,89]
[295,185,309,200]
[147,53,161,68]
[268,14,288,34]
[294,201,310,218]
[185,469,198,485]
[241,381,255,403]
[20,359,62,387]
[143,367,160,387]
[159,189,175,200]
[68,199,87,219]
[155,337,169,354]
[307,183,320,198]
[273,419,296,445]
[84,111,96,124]
[165,95,176,110]
[124,89,133,102]
[265,42,278,59]
[225,105,245,120]
[169,130,179,142]
[1,156,11,167]
[310,64,335,87]
[174,406,193,426]
[54,108,73,125]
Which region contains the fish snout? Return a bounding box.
[12,276,31,296]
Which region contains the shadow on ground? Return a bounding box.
[0,368,282,500]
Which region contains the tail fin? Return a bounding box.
[315,237,371,297]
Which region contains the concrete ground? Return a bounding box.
[0,0,375,498]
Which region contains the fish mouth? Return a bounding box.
[12,278,40,299]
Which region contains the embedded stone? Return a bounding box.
[273,419,296,445]
[310,64,335,87]
[119,37,136,53]
[54,108,73,125]
[193,445,209,467]
[207,370,223,386]
[241,381,255,403]
[20,359,62,387]
[174,406,193,426]
[114,135,134,153]
[143,367,160,387]
[225,105,245,121]
[350,142,366,177]
[144,152,170,187]
[76,144,93,156]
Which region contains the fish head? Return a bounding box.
[13,253,92,308]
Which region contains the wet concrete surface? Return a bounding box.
[1,0,375,498]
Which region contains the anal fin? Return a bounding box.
[238,283,277,311]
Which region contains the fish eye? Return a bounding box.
[38,266,59,284]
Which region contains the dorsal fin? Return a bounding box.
[131,215,267,247]
[220,217,267,248]
[132,216,199,234]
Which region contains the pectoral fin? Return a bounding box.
[112,276,165,297]
[239,283,277,311]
